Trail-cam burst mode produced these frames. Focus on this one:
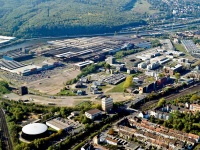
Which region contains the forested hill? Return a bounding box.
[0,0,147,38]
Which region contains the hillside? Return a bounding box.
[0,0,151,38]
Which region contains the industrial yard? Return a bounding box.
[0,34,199,105]
[0,31,200,150]
[26,68,80,95]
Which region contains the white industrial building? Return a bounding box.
[134,41,151,49]
[136,56,150,61]
[46,118,78,131]
[0,59,60,76]
[74,61,94,70]
[147,61,160,70]
[138,62,147,69]
[165,50,184,56]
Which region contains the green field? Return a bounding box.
[107,82,125,93]
[174,44,186,53]
[133,0,158,14]
[57,90,76,96]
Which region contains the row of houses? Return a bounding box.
[115,116,200,150]
[138,103,200,121]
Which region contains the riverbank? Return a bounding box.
[0,39,26,52]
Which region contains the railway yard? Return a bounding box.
[138,84,200,110]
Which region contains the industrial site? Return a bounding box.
[0,32,200,150]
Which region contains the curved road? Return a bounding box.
[0,109,13,150]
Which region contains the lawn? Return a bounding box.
[48,127,58,133]
[57,89,76,96]
[133,0,158,14]
[194,144,200,150]
[174,44,186,53]
[107,82,125,93]
[75,101,92,108]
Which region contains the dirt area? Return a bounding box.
[5,93,98,107]
[28,113,39,119]
[108,93,133,102]
[4,92,132,107]
[20,56,52,66]
[26,68,80,95]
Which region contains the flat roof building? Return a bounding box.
[85,109,102,120]
[74,61,94,70]
[46,118,76,131]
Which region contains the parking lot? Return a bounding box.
[103,73,126,85]
[27,68,80,95]
[1,65,68,83]
[0,65,80,95]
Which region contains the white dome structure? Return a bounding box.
[22,123,48,140]
[22,123,48,135]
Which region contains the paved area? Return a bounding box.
[26,68,80,95]
[4,91,135,107]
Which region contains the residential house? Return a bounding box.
[106,137,118,146]
[190,104,200,112]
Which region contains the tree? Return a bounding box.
[87,76,91,81]
[175,72,181,83]
[158,73,165,78]
[123,76,133,90]
[190,94,199,102]
[151,39,162,48]
[108,128,114,135]
[157,98,166,107]
[104,63,111,70]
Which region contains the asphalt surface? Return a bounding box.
[0,109,13,150]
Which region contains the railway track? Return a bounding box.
[0,108,13,150]
[139,84,200,110]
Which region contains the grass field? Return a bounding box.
[174,43,195,60]
[57,89,76,96]
[107,82,125,93]
[133,0,158,14]
[174,44,186,53]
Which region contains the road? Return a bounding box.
[0,109,13,150]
